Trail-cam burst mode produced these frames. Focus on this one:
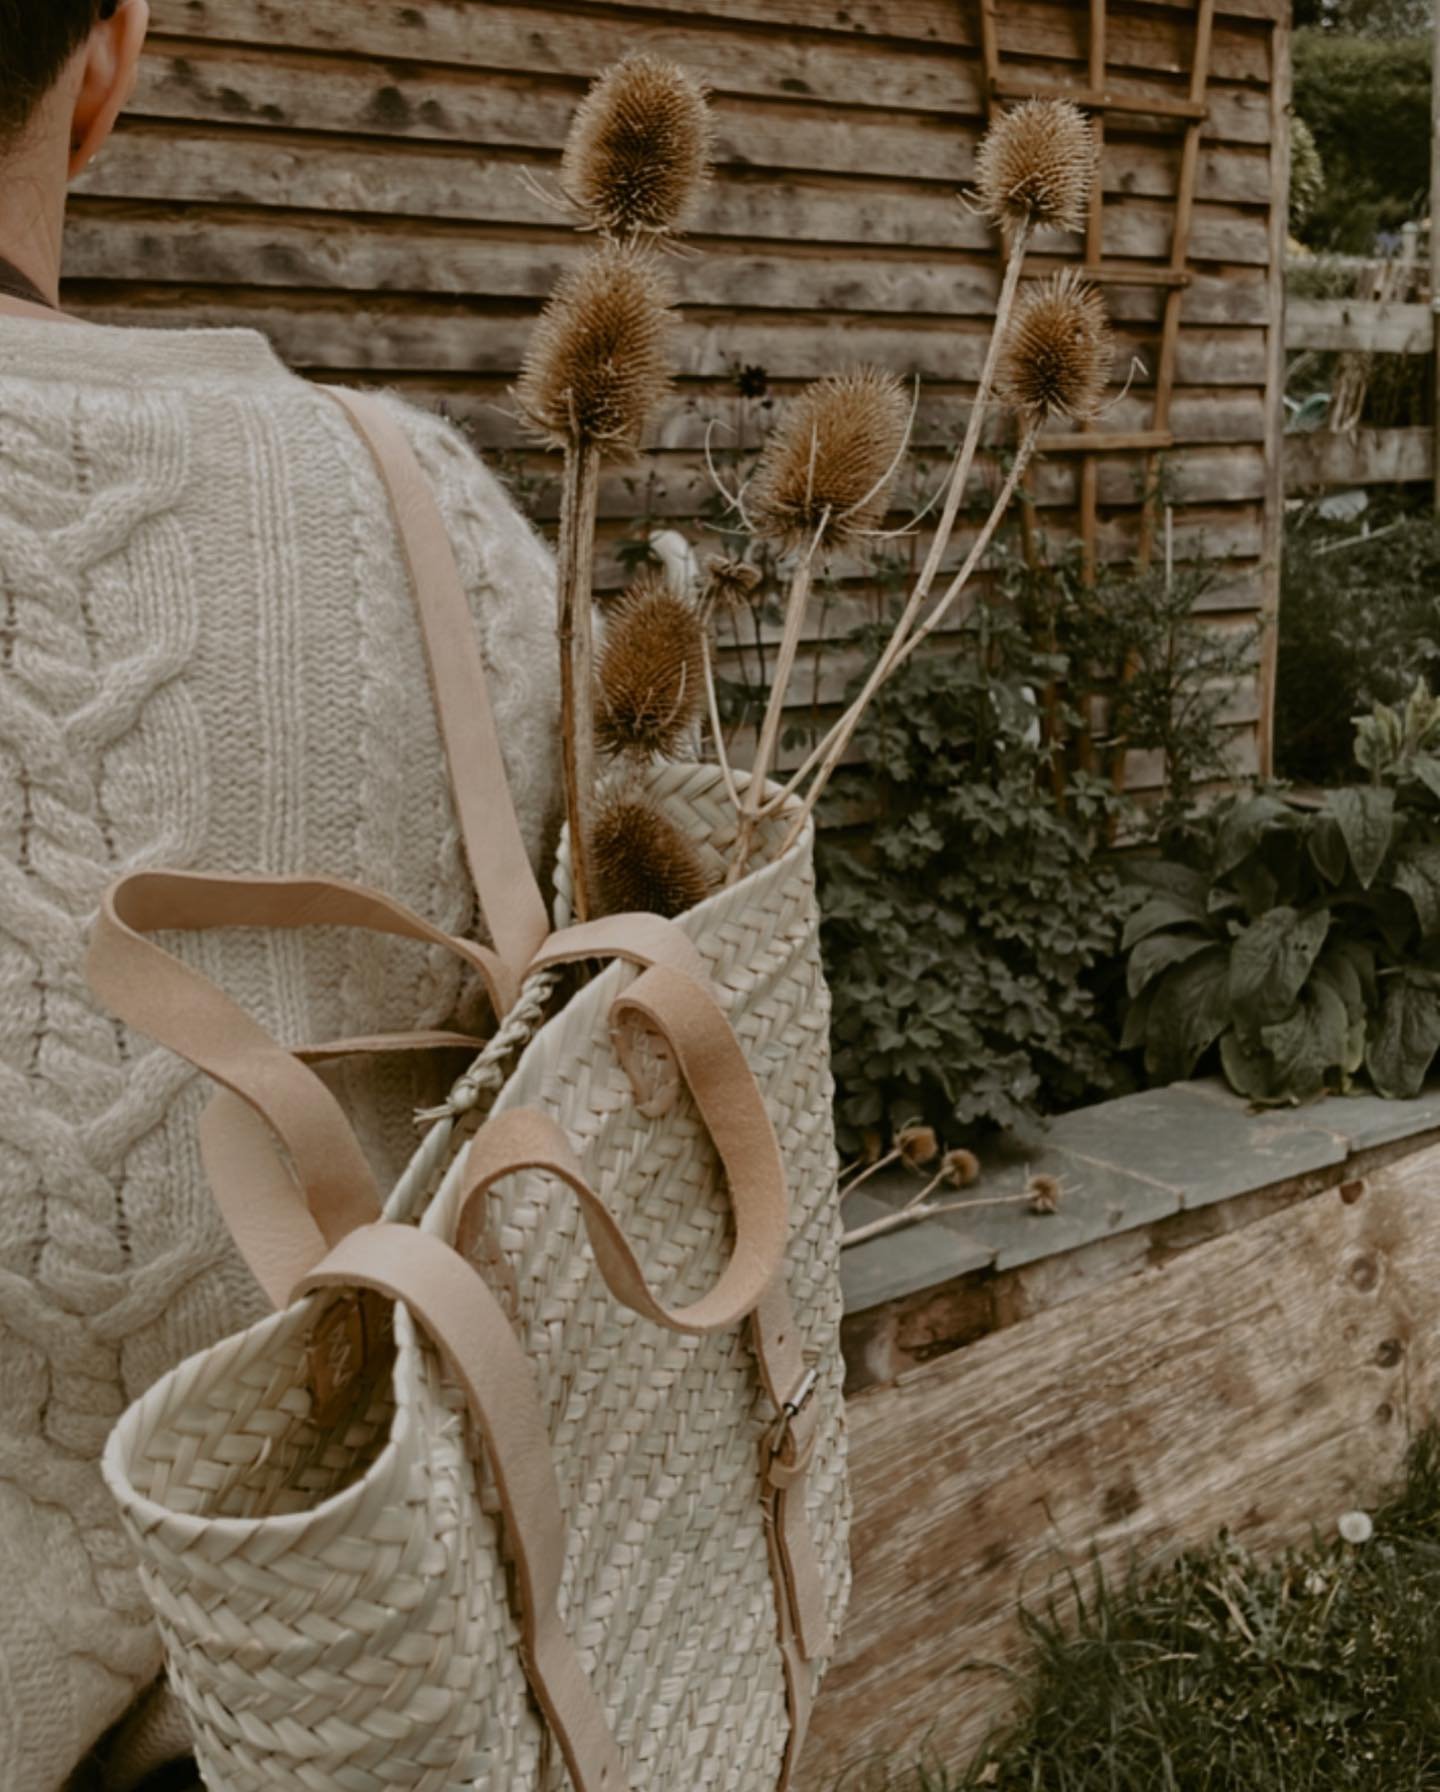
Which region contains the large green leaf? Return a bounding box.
[1122,893,1209,951]
[1325,785,1396,890]
[1213,795,1298,879]
[1126,931,1215,1000]
[1143,946,1230,1084]
[1260,981,1351,1102]
[1392,843,1440,939]
[1367,971,1440,1099]
[1307,811,1349,886]
[1405,753,1440,811]
[1226,906,1331,1029]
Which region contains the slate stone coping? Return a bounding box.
[840,1078,1440,1314]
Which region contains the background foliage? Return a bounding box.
[1290,29,1431,254]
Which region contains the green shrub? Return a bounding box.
[1292,29,1431,253]
[819,607,1135,1153]
[1275,501,1440,786]
[1126,684,1440,1104]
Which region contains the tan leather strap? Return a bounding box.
[86,869,516,1254]
[329,388,550,982]
[299,1222,628,1792]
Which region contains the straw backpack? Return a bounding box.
[89,391,851,1791]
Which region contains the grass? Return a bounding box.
[868,1431,1440,1792]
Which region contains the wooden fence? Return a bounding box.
[63,0,1290,790]
[1283,292,1438,494]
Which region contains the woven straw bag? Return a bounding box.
[89,392,850,1791]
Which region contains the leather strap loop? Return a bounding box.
[298,1223,629,1792]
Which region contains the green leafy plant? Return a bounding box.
[1275,500,1440,786]
[819,599,1140,1152]
[1126,683,1440,1103]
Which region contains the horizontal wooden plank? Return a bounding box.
[59,293,1271,388]
[1285,425,1434,490]
[1286,297,1433,357]
[144,0,1273,108]
[80,122,1275,235]
[60,203,1272,322]
[131,41,1275,154]
[514,442,1269,525]
[798,1154,1440,1783]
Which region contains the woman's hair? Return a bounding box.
[0,0,112,147]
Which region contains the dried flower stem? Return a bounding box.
[751,225,1034,839]
[556,441,603,922]
[841,1188,1050,1249]
[777,420,1040,855]
[700,629,744,814]
[727,516,825,881]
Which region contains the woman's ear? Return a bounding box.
[68,0,151,179]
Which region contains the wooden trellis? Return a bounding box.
[979,0,1218,788]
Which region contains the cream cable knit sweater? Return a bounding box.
[0,313,560,1789]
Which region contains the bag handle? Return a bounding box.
[329,388,551,984]
[86,869,519,1250]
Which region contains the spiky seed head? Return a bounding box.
[1026,1172,1065,1215]
[941,1148,981,1189]
[514,242,675,451]
[973,99,1098,234]
[562,54,714,240]
[999,269,1114,424]
[702,555,764,613]
[897,1123,939,1170]
[591,788,713,918]
[595,572,706,758]
[747,368,911,553]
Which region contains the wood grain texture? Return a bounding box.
[799,1152,1440,1785]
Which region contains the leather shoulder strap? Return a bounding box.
[328,387,552,980]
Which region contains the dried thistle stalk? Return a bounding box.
[595,573,706,758]
[562,53,714,240]
[747,368,911,554]
[973,98,1098,235]
[591,786,713,918]
[514,243,675,453]
[999,269,1114,424]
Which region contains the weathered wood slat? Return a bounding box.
[144,0,1273,102]
[797,1157,1440,1784]
[1285,425,1435,490]
[131,41,1275,152]
[61,293,1272,387]
[80,123,1275,230]
[1286,297,1434,356]
[60,205,1272,316]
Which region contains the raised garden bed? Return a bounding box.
[800,1079,1440,1787]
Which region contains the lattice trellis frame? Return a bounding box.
[978,0,1217,792]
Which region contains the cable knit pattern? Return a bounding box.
[0,314,560,1790]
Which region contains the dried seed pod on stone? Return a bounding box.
[595,573,706,758]
[562,53,714,240]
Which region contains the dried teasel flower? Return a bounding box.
[1026,1172,1065,1215]
[940,1148,981,1189]
[897,1123,939,1170]
[514,242,675,451]
[973,98,1098,235]
[595,572,706,758]
[999,269,1114,424]
[702,555,764,613]
[747,368,911,553]
[591,787,712,918]
[561,53,714,240]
